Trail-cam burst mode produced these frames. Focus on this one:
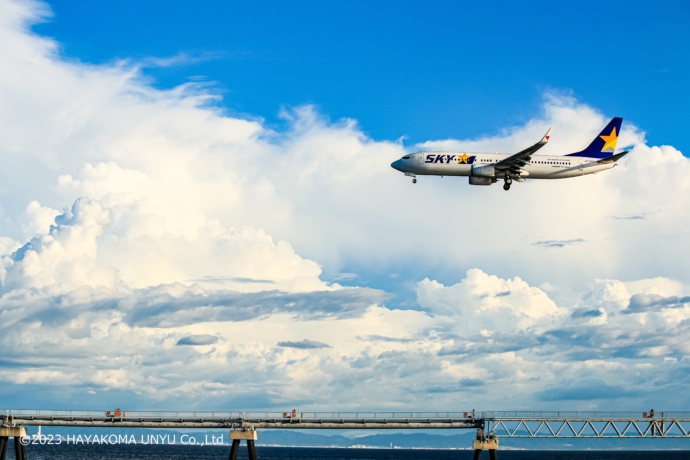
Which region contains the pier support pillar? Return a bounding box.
[247,440,257,460]
[472,429,498,459]
[0,427,27,460]
[0,437,7,460]
[12,438,26,460]
[229,430,258,460]
[228,440,240,460]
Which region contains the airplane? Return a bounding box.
[390,117,628,190]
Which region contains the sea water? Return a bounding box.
[8,444,690,460]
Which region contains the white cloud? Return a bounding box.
[177,334,220,346]
[418,93,646,154]
[1,198,119,294]
[416,269,563,333]
[22,200,60,238]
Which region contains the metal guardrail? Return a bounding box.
[2,410,472,419]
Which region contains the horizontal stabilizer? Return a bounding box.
[597,150,629,164]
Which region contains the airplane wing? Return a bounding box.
[494,128,552,176]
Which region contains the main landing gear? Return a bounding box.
[412,178,417,184]
[503,178,512,191]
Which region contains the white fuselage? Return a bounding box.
[392,152,614,179]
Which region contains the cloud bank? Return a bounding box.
[0,0,688,410]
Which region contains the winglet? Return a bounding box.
[540,127,553,145]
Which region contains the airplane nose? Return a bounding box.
[391,159,403,171]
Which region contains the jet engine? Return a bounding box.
[469,176,492,186]
[471,164,495,177]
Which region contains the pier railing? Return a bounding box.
[0,409,480,429]
[2,410,473,419]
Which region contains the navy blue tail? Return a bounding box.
[567,117,623,159]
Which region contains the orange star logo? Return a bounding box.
[458,153,470,164]
[600,127,618,152]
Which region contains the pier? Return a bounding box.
[2,409,689,459]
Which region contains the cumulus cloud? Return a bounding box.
[532,239,586,248]
[416,269,564,332]
[277,340,332,349]
[625,294,690,314]
[1,198,119,294]
[0,0,688,410]
[177,334,219,346]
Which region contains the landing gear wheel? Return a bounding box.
[503,183,511,191]
[412,178,417,184]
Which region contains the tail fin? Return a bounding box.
[566,117,623,159]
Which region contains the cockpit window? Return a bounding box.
[402,156,411,160]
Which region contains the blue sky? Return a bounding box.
[36,0,690,150]
[0,0,690,411]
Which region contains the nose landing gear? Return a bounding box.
[404,172,417,184]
